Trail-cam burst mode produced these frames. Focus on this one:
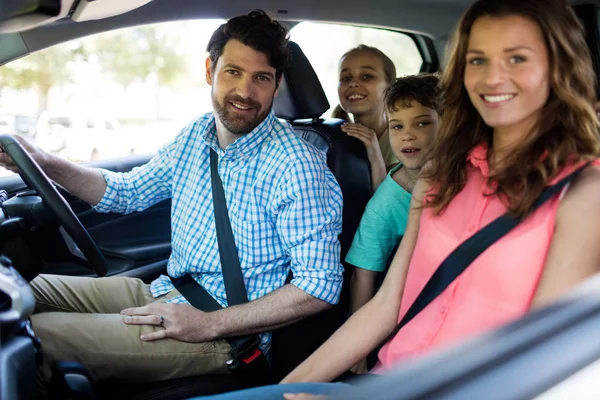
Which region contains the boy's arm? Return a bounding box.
[346,192,404,313]
[350,268,379,313]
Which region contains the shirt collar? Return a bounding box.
[467,142,490,178]
[201,111,276,159]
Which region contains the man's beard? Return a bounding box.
[212,92,273,135]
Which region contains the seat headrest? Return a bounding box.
[273,41,330,120]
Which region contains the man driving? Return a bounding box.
[0,9,343,385]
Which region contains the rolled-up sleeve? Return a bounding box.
[93,132,184,214]
[274,153,344,305]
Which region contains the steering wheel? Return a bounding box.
[0,135,108,276]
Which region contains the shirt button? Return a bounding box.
[468,225,476,233]
[440,306,447,314]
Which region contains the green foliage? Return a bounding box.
[0,44,86,92]
[87,26,186,87]
[0,25,187,113]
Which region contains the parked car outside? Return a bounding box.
[0,114,37,137]
[34,110,132,162]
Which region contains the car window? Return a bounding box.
[289,22,424,118]
[0,120,9,134]
[0,19,425,177]
[0,19,226,176]
[13,116,36,135]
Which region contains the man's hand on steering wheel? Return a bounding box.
[0,135,50,173]
[0,134,108,276]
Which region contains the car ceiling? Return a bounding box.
[0,0,597,66]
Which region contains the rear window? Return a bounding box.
[290,22,424,117]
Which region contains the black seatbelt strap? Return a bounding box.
[382,162,590,346]
[174,149,248,311]
[174,270,262,361]
[209,149,250,306]
[173,274,221,312]
[173,149,268,377]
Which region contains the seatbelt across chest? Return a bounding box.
[381,162,590,346]
[173,148,269,377]
[209,149,250,307]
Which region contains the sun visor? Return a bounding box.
[0,0,74,33]
[71,0,152,22]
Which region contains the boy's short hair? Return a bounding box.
[385,73,441,113]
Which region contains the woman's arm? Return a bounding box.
[282,178,431,383]
[531,165,600,308]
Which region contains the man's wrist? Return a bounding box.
[203,308,225,340]
[35,151,49,169]
[41,153,62,176]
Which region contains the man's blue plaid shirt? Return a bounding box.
[94,111,344,352]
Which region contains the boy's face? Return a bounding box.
[388,100,438,171]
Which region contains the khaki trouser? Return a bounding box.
[30,274,231,384]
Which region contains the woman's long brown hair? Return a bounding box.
[424,0,600,217]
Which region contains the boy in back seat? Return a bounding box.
[346,73,441,316]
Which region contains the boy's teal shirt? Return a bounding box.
[345,164,411,272]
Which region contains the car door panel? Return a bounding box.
[82,200,172,263]
[0,153,173,280]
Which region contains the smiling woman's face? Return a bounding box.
[464,14,550,135]
[337,51,389,118]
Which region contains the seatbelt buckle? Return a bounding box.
[226,351,271,384]
[241,348,262,364]
[229,334,261,361]
[226,335,271,384]
[226,348,266,370]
